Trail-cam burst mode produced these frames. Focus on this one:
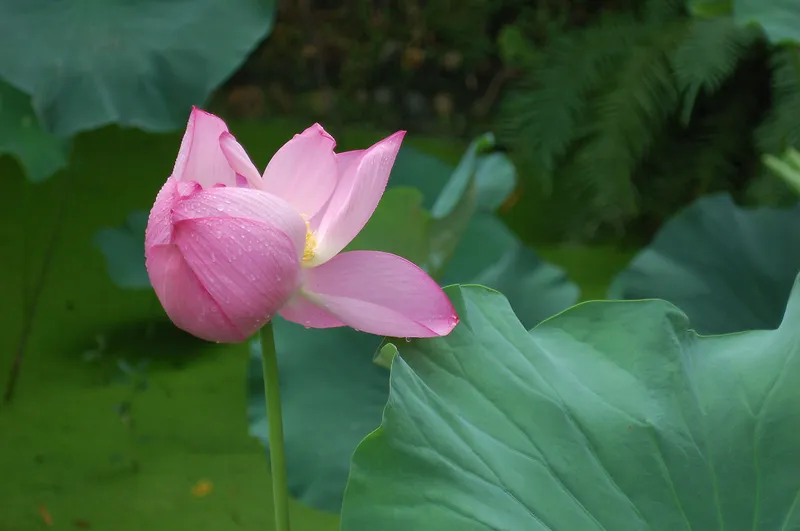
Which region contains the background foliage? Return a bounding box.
[499,0,800,242]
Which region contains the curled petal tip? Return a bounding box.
[301,123,336,144]
[261,123,338,217]
[173,108,236,188]
[219,131,263,188]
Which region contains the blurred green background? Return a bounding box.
[1,0,799,529]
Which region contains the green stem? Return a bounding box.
[259,322,291,531]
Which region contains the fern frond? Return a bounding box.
[498,12,645,185]
[671,17,760,124]
[569,20,687,223]
[640,75,763,216]
[756,45,800,154]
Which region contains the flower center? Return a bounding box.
[302,219,317,264]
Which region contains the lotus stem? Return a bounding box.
[259,321,291,531]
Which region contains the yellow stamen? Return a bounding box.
[302,219,316,263]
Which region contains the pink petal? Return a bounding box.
[261,124,338,219]
[220,132,263,189]
[278,292,346,328]
[170,186,307,259]
[172,107,237,189]
[172,216,303,340]
[306,149,362,232]
[310,131,406,266]
[146,243,244,343]
[297,250,458,337]
[145,177,178,248]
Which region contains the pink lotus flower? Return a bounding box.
[144,108,459,343]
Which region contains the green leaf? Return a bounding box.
[389,146,455,211]
[93,210,150,290]
[428,133,501,278]
[430,133,495,219]
[373,342,399,369]
[442,214,579,329]
[608,193,800,334]
[389,140,517,214]
[0,1,276,136]
[341,282,800,530]
[733,0,800,44]
[0,81,68,182]
[764,148,800,195]
[473,152,518,212]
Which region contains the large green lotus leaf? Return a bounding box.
[0,1,276,136]
[0,81,68,182]
[340,283,800,530]
[733,0,800,44]
[608,193,800,334]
